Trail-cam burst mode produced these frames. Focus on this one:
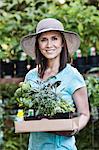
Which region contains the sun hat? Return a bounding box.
[21,18,80,59]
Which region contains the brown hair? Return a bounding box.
[35,33,71,78]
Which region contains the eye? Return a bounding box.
[52,37,58,40]
[40,38,47,42]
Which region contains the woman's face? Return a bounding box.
[38,31,63,60]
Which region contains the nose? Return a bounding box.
[47,39,52,48]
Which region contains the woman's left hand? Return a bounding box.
[47,129,78,136]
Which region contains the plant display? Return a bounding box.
[14,81,75,117]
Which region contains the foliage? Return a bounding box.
[0,83,18,99]
[0,99,4,147]
[76,120,99,149]
[0,49,6,60]
[85,75,99,107]
[0,83,18,108]
[3,129,29,150]
[0,79,99,149]
[0,83,29,150]
[0,0,99,60]
[14,81,75,117]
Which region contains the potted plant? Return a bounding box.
[14,81,75,121]
[1,59,14,78]
[15,52,36,77]
[0,43,18,78]
[85,75,99,120]
[73,50,87,74]
[15,52,27,77]
[87,47,99,69]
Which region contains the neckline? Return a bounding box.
[36,64,70,82]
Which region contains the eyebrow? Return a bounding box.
[40,35,59,39]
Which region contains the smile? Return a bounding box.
[46,49,55,52]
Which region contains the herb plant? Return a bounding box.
[14,81,75,117]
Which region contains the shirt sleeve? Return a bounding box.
[24,72,30,82]
[24,71,31,82]
[24,68,37,83]
[68,71,86,95]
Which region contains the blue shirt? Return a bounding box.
[25,64,86,150]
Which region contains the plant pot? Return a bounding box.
[73,57,86,67]
[87,55,99,67]
[73,57,87,73]
[2,60,14,77]
[52,112,73,119]
[24,115,40,121]
[30,59,36,69]
[24,112,73,121]
[15,60,28,77]
[0,60,3,78]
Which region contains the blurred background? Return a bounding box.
[0,0,99,149]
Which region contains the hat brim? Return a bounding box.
[21,29,80,59]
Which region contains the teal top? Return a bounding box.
[25,64,86,150]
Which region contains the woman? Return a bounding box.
[21,18,90,150]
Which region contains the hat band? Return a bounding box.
[37,27,64,34]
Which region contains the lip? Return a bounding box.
[46,50,55,54]
[46,49,55,52]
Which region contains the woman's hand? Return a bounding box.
[47,129,78,136]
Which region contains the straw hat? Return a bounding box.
[21,18,80,59]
